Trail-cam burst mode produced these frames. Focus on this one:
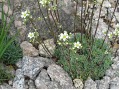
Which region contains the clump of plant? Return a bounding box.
[55,32,112,81]
[0,0,22,84]
[20,0,119,82]
[0,64,13,84]
[1,40,23,65]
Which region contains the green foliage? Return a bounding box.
[0,0,22,65]
[0,1,15,59]
[0,0,22,84]
[1,40,23,65]
[0,64,13,84]
[55,33,112,81]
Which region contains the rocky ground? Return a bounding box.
[0,0,119,89]
[0,49,119,89]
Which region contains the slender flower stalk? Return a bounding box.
[100,0,118,48]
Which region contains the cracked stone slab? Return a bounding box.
[47,64,74,89]
[13,69,25,89]
[21,56,45,79]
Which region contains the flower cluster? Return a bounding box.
[108,23,119,39]
[59,31,70,41]
[28,31,39,43]
[21,10,32,23]
[114,24,119,36]
[73,42,82,49]
[58,31,82,52]
[21,10,30,19]
[39,0,51,7]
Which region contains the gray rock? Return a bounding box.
[16,59,22,68]
[18,25,27,41]
[112,56,119,62]
[35,69,51,89]
[47,64,74,89]
[13,0,22,8]
[111,77,119,82]
[14,20,22,27]
[93,6,107,19]
[25,84,29,89]
[110,77,119,89]
[24,80,29,89]
[47,81,61,89]
[110,76,119,88]
[0,83,12,89]
[110,83,119,89]
[13,69,25,89]
[97,76,110,89]
[21,56,45,79]
[58,0,76,15]
[3,4,13,16]
[37,57,55,68]
[8,80,13,86]
[38,39,56,57]
[103,0,111,8]
[112,62,119,70]
[20,41,39,57]
[105,68,116,78]
[95,80,101,89]
[28,80,36,89]
[92,19,108,39]
[84,77,97,89]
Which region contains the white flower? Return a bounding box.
[108,33,113,39]
[114,24,119,36]
[102,30,107,34]
[21,10,30,19]
[73,42,82,49]
[59,31,70,41]
[105,50,108,54]
[39,0,51,7]
[97,0,103,4]
[28,32,35,39]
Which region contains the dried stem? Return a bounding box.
[100,0,118,48]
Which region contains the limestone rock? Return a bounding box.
[21,56,45,79]
[47,64,74,89]
[38,57,55,67]
[73,79,83,89]
[20,41,39,57]
[35,69,51,89]
[112,61,119,70]
[14,20,22,27]
[13,69,25,89]
[47,81,61,89]
[28,80,36,89]
[103,0,111,8]
[84,77,97,89]
[105,68,116,78]
[8,80,13,86]
[92,19,108,39]
[110,77,119,89]
[18,26,27,42]
[97,76,110,89]
[3,4,12,16]
[0,83,12,89]
[38,39,55,57]
[15,59,22,68]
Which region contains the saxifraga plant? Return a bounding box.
[21,0,119,81]
[55,33,113,81]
